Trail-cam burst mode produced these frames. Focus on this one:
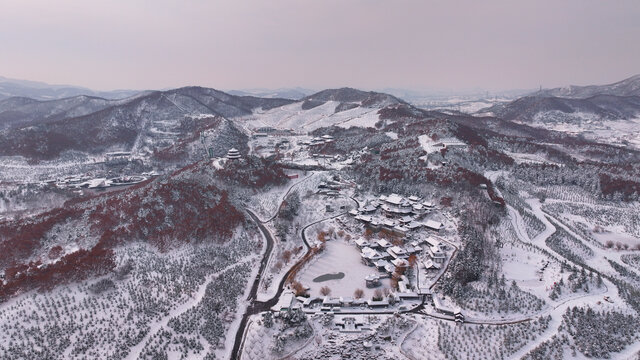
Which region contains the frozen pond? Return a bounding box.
[313,272,345,282]
[298,240,390,298]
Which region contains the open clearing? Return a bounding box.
[298,240,391,298]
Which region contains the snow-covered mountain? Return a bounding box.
[480,76,640,149]
[0,87,293,160]
[241,87,406,131]
[0,87,408,160]
[533,74,640,98]
[2,80,640,360]
[486,94,640,122]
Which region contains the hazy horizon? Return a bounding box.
[1,0,639,92]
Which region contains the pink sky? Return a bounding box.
[1,0,639,91]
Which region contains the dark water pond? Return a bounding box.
[313,272,345,282]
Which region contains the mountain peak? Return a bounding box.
[303,87,404,106]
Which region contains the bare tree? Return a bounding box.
[320,286,331,296]
[373,288,383,301]
[273,261,283,272]
[291,281,306,296]
[354,288,364,299]
[282,250,292,264]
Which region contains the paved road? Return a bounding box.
[230,210,279,360]
[232,194,357,359]
[262,172,316,223]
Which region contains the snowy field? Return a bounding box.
[297,239,391,299]
[503,151,559,165]
[0,156,104,182]
[0,236,260,359]
[240,101,384,132]
[501,241,562,300]
[523,115,640,150]
[414,97,513,114]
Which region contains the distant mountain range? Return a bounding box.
[0,86,294,160]
[0,86,406,161]
[0,76,141,101]
[484,74,640,122]
[226,87,314,100]
[533,74,640,98]
[486,94,640,122]
[2,73,640,161]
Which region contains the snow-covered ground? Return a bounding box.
[298,239,390,299]
[519,115,640,150]
[503,151,559,165]
[240,101,384,132]
[414,96,513,114]
[0,234,260,359]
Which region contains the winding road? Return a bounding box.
[231,173,359,359]
[230,209,279,360]
[398,186,624,360]
[235,171,625,359]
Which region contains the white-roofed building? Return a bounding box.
[423,259,441,270]
[400,215,414,224]
[387,246,408,259]
[355,238,369,248]
[391,258,409,268]
[429,245,446,264]
[425,220,444,231]
[273,290,297,312]
[365,274,381,288]
[361,247,385,263]
[376,239,392,248]
[385,193,403,205]
[407,221,422,230]
[367,299,390,308]
[374,259,391,270]
[381,219,395,228]
[393,225,408,235]
[360,204,378,213]
[422,201,435,208]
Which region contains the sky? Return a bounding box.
[1,0,639,92]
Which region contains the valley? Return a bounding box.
[1,77,640,360]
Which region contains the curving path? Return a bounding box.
[400,196,619,359]
[126,259,254,360]
[231,188,356,359]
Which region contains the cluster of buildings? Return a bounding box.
[317,178,343,197]
[251,127,295,138]
[356,236,448,284]
[300,134,334,147]
[345,193,452,297]
[105,151,132,165]
[50,173,153,190]
[273,289,416,314]
[350,193,443,236]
